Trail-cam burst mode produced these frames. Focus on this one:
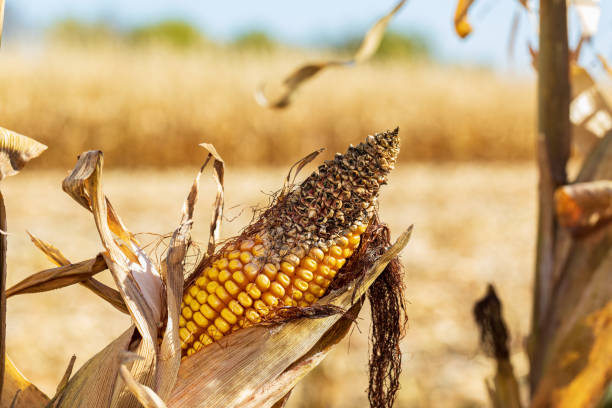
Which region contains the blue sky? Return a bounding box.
[7,0,612,71]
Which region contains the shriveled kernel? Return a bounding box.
[284,254,300,266]
[276,272,291,288]
[215,286,231,303]
[239,251,252,265]
[246,283,262,299]
[252,244,265,257]
[239,240,255,251]
[262,292,279,307]
[245,308,261,323]
[301,257,318,272]
[193,312,209,328]
[182,306,193,320]
[207,267,219,280]
[206,281,219,294]
[207,324,223,340]
[207,294,225,312]
[263,263,277,279]
[270,282,285,298]
[228,300,244,316]
[218,269,231,283]
[179,328,192,342]
[254,300,269,315]
[186,321,198,334]
[224,280,240,296]
[200,303,217,320]
[220,308,238,325]
[323,256,336,268]
[199,333,213,346]
[297,268,314,282]
[304,293,316,304]
[256,274,271,290]
[336,236,349,248]
[321,278,331,288]
[195,291,208,305]
[244,263,259,280]
[229,259,243,272]
[309,247,325,262]
[228,250,241,260]
[330,246,343,258]
[238,291,253,308]
[189,286,200,298]
[216,258,229,270]
[232,270,248,287]
[280,262,295,276]
[189,299,200,312]
[294,278,309,292]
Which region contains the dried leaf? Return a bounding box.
[119,354,167,408]
[555,180,612,229]
[281,148,324,198]
[572,0,600,39]
[198,143,225,259]
[255,0,407,109]
[599,54,612,77]
[26,231,70,265]
[0,127,47,180]
[454,0,475,38]
[56,355,76,394]
[0,356,49,408]
[167,227,412,408]
[5,254,107,297]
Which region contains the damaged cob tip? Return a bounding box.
[179,128,400,356]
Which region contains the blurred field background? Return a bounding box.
[0,7,548,408]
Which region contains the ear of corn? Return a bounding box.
[180,129,400,356]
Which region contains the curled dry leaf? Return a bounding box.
[454,0,529,39]
[0,127,47,180]
[555,180,612,229]
[167,227,412,408]
[0,356,49,408]
[255,0,407,109]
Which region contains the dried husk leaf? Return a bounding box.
[555,180,612,229]
[0,356,48,408]
[572,0,600,39]
[119,354,167,408]
[255,0,406,109]
[55,355,76,395]
[167,227,412,408]
[454,0,475,38]
[0,127,47,180]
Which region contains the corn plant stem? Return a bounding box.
[0,192,6,401]
[530,0,570,394]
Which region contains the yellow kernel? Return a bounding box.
[357,224,367,234]
[207,324,223,340]
[207,267,220,280]
[182,306,193,320]
[276,272,291,288]
[189,285,200,297]
[336,258,346,269]
[215,286,231,303]
[181,344,188,351]
[284,254,300,266]
[270,282,285,298]
[189,299,200,312]
[244,263,259,280]
[193,341,203,351]
[349,234,361,248]
[179,316,186,327]
[294,279,309,292]
[229,259,243,272]
[254,300,269,315]
[206,281,219,294]
[342,248,353,258]
[183,294,193,304]
[297,268,314,282]
[314,275,326,286]
[309,247,325,262]
[194,291,207,305]
[238,291,253,308]
[252,244,265,257]
[200,303,217,320]
[193,312,209,328]
[263,263,277,280]
[318,264,331,278]
[196,276,208,288]
[321,278,331,288]
[218,269,232,283]
[186,321,198,334]
[239,251,252,264]
[304,293,316,303]
[245,308,261,323]
[280,262,295,275]
[220,308,237,325]
[216,258,229,270]
[225,280,240,296]
[298,301,310,307]
[291,289,303,300]
[187,348,195,356]
[232,270,248,287]
[179,328,192,342]
[246,283,262,299]
[207,294,225,312]
[323,256,336,268]
[330,246,343,258]
[329,269,337,278]
[309,283,324,296]
[239,240,255,251]
[199,333,213,346]
[256,274,271,290]
[283,296,297,306]
[228,300,244,316]
[262,292,279,307]
[301,257,318,272]
[228,250,241,260]
[336,236,349,247]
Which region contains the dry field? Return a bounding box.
[0,46,535,169]
[3,162,536,407]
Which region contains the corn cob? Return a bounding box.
[179,129,400,357]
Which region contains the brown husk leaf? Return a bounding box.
[0,356,48,408]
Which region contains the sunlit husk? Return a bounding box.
[0,127,47,180]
